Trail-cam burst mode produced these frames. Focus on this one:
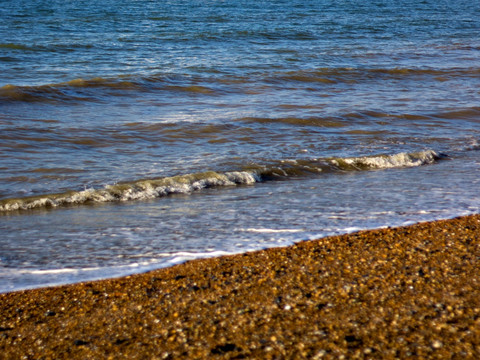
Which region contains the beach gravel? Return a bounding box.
[2,215,480,359]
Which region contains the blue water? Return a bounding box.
[1,0,480,292]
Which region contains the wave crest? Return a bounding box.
[330,150,444,170]
[0,150,444,212]
[0,171,259,212]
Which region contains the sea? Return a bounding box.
[1,0,480,293]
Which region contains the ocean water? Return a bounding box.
[1,0,480,293]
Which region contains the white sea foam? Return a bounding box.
[239,228,305,233]
[163,251,235,265]
[331,149,442,170]
[26,268,94,275]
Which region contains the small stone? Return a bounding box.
[313,350,327,359]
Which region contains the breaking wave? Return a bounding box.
[329,149,444,171]
[0,150,445,212]
[0,171,259,212]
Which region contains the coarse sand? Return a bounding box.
[2,215,480,359]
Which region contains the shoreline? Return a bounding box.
[2,215,480,358]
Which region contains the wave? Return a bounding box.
[0,78,144,103]
[328,150,444,170]
[2,65,479,103]
[271,67,480,84]
[0,150,445,212]
[0,43,34,51]
[0,171,259,212]
[0,76,217,103]
[238,116,346,128]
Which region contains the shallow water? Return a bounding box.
[1,0,480,292]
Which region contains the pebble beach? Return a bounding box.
[2,215,480,359]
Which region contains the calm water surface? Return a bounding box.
[1,0,480,292]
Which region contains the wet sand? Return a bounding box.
[1,215,480,359]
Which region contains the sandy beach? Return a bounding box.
[1,215,480,359]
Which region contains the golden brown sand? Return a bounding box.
[2,215,480,359]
